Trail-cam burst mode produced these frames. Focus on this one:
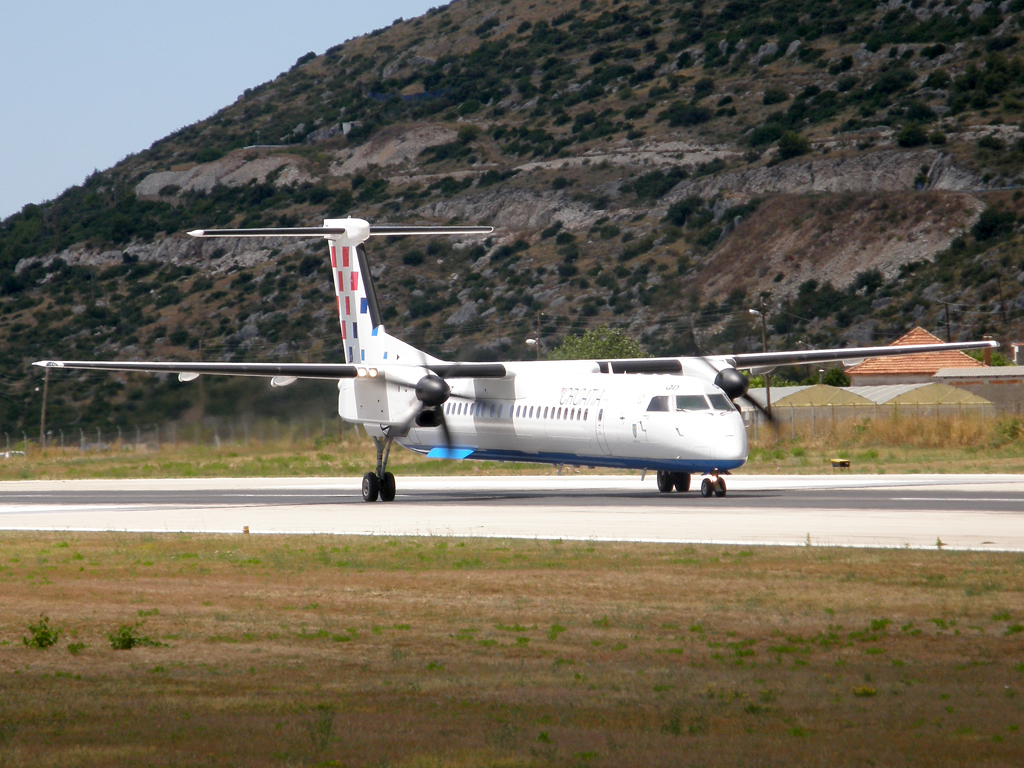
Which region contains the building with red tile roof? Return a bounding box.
[845,327,985,384]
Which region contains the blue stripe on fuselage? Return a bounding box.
[404,444,744,473]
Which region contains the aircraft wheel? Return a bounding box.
[700,478,714,498]
[656,470,674,493]
[380,472,396,502]
[361,472,379,503]
[713,477,727,497]
[673,472,691,492]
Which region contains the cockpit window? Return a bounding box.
[647,396,670,412]
[676,395,710,411]
[708,393,734,411]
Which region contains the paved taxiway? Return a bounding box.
[0,474,1021,550]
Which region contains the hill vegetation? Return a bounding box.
[2,0,1024,434]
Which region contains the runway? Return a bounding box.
[0,473,1021,550]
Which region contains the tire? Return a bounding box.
[361,472,379,502]
[656,470,674,493]
[380,472,396,502]
[673,472,691,492]
[700,478,713,498]
[714,477,727,497]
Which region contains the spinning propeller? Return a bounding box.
[701,359,774,422]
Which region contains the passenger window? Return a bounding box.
[544,407,549,419]
[490,404,496,418]
[708,394,734,411]
[529,406,534,418]
[676,395,710,411]
[498,405,503,418]
[584,409,589,421]
[647,396,669,412]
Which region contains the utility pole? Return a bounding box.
[39,369,49,452]
[198,340,206,423]
[526,312,544,360]
[997,276,1008,325]
[749,304,771,419]
[536,312,542,360]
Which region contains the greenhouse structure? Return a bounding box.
[742,383,995,438]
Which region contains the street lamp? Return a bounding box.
[525,338,541,361]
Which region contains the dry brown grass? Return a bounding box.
[745,414,1024,474]
[4,414,1024,482]
[1,533,1022,766]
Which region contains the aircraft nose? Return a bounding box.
[715,420,748,461]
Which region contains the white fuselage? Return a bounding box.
[342,361,747,473]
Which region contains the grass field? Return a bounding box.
[2,415,1024,481]
[0,533,1022,767]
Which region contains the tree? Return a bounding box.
[777,131,810,160]
[548,326,648,360]
[896,124,929,148]
[822,367,851,387]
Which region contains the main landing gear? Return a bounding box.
[362,434,397,502]
[656,471,691,493]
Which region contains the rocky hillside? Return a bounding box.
[3,0,1024,432]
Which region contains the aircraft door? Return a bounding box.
[596,407,611,455]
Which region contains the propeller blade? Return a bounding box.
[741,392,774,423]
[436,407,453,450]
[392,401,426,437]
[696,356,774,422]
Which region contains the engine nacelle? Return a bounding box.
[713,367,749,400]
[415,408,443,428]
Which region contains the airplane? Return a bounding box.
[34,217,998,501]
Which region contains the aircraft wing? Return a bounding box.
[32,360,507,380]
[589,339,997,375]
[726,339,997,370]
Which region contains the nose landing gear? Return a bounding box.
[699,474,727,498]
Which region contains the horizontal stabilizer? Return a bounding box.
[187,223,492,242]
[370,226,493,237]
[188,227,350,238]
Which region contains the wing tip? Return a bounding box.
[187,229,205,237]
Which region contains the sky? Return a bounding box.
[0,0,441,221]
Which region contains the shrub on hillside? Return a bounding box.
[972,207,1017,241]
[896,124,929,147]
[658,101,712,127]
[777,132,810,160]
